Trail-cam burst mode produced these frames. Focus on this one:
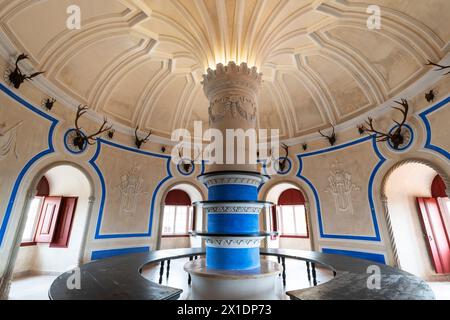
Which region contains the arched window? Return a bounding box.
[162,190,193,237]
[273,189,308,238]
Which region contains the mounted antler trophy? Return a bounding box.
[357,125,365,135]
[5,54,45,89]
[73,105,113,151]
[41,97,56,111]
[302,143,308,151]
[134,126,152,149]
[425,89,436,103]
[177,146,200,174]
[426,60,450,75]
[278,143,289,172]
[319,125,336,146]
[360,99,410,150]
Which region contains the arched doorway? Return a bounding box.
[8,164,93,299]
[265,183,312,250]
[384,162,450,281]
[158,183,203,250]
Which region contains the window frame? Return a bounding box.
[277,204,309,239]
[161,204,194,238]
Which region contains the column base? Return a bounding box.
[184,259,282,300]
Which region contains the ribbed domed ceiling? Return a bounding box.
[0,0,449,140]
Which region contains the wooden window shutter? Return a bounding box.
[50,197,78,248]
[34,196,62,243]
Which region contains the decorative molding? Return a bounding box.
[204,236,263,249]
[206,206,262,215]
[208,95,257,123]
[201,174,264,188]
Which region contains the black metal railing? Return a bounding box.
[155,251,332,288]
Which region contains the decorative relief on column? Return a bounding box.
[209,96,257,123]
[325,161,360,215]
[115,164,148,217]
[0,121,22,160]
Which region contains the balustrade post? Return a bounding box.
[159,260,165,284]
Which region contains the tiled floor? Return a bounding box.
[8,259,450,300]
[9,275,56,300]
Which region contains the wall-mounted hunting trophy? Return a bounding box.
[5,54,45,89]
[426,60,450,75]
[41,97,56,111]
[360,99,410,150]
[71,105,113,151]
[134,126,152,149]
[319,125,336,146]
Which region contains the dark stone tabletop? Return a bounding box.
[49,247,435,300]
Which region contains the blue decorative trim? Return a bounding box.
[274,157,292,175]
[296,135,384,242]
[91,246,150,260]
[418,96,450,161]
[387,124,414,152]
[90,139,172,239]
[177,159,195,176]
[63,128,87,154]
[322,248,386,264]
[0,83,58,247]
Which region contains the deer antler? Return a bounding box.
[426,60,450,75]
[15,54,28,68]
[361,118,391,142]
[392,99,409,128]
[135,126,152,149]
[361,99,410,149]
[24,71,45,81]
[318,125,337,146]
[75,105,89,131]
[84,117,112,144]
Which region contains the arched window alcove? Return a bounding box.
[265,183,312,251]
[384,162,450,280]
[158,183,204,250]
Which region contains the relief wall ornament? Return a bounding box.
[0,121,22,160]
[208,95,257,123]
[325,161,360,215]
[115,164,148,217]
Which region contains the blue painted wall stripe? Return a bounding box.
[322,248,386,264]
[418,96,450,161]
[91,246,150,260]
[90,139,173,239]
[296,135,383,242]
[0,84,59,247]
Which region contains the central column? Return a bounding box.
[199,62,266,270]
[185,62,280,300]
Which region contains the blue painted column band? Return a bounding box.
[207,214,259,234]
[208,184,258,201]
[206,247,260,270]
